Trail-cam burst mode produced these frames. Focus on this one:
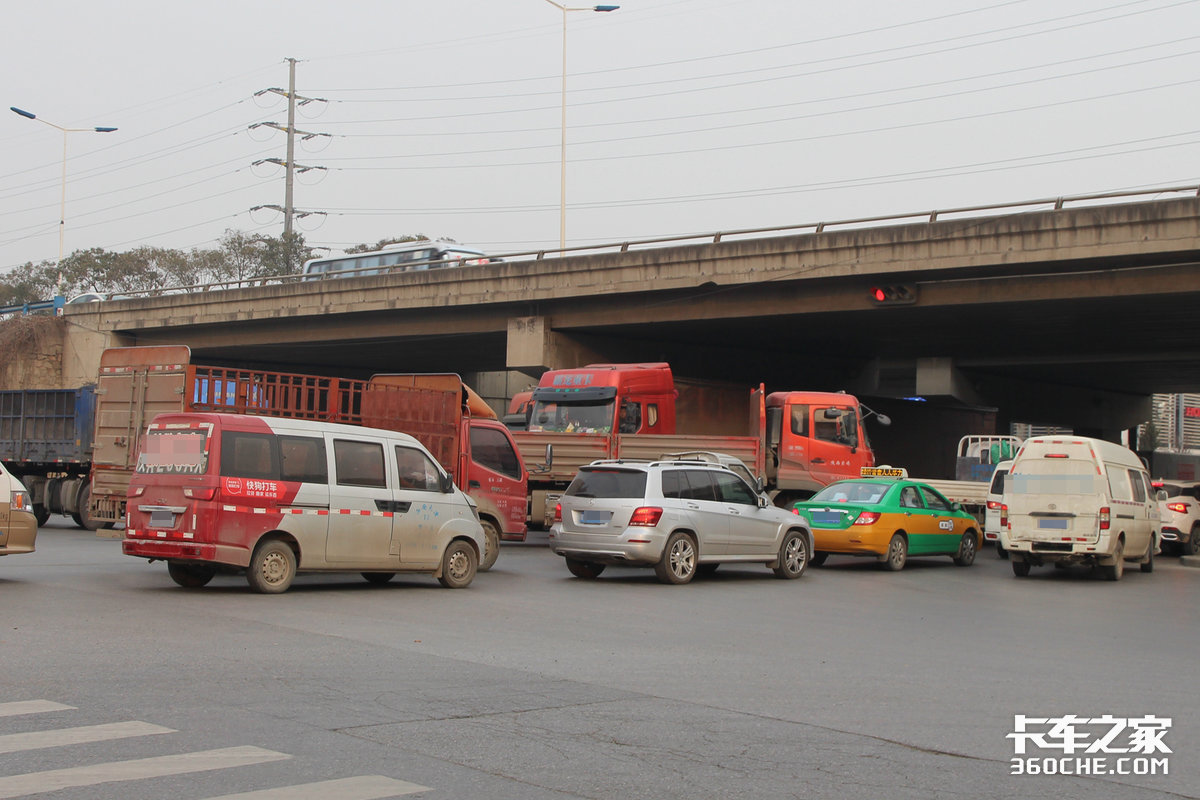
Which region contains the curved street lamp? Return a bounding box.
[10,106,118,292]
[540,1,619,254]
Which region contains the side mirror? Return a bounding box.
[876,414,891,426]
[545,443,554,468]
[1156,490,1168,501]
[758,494,769,509]
[756,476,765,493]
[439,473,454,493]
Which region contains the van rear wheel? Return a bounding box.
[247,540,297,594]
[1102,539,1125,581]
[1012,560,1031,577]
[1140,538,1154,573]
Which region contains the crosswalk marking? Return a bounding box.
[0,721,174,754]
[203,775,432,799]
[0,745,291,799]
[0,701,74,718]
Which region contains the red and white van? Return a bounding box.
[122,413,486,593]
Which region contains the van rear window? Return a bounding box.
[566,468,647,499]
[137,430,208,475]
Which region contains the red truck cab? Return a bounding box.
[524,363,675,435]
[766,391,876,503]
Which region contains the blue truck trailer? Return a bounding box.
[0,387,100,528]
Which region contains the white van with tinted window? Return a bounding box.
[1001,436,1158,580]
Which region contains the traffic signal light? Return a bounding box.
[868,284,917,306]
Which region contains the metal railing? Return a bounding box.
[25,182,1200,307]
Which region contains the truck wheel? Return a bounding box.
[1012,560,1031,577]
[247,539,297,594]
[76,484,102,531]
[566,558,606,579]
[654,532,697,585]
[952,532,977,566]
[1102,539,1124,581]
[479,520,500,572]
[32,504,50,527]
[881,534,907,571]
[772,530,809,579]
[168,562,215,588]
[438,539,477,588]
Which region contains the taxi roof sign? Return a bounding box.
[861,466,907,479]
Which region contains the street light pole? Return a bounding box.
[540,1,618,254]
[10,107,117,292]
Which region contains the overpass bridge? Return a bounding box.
[45,186,1200,438]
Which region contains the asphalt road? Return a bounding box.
[0,518,1195,800]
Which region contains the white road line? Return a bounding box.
[0,701,74,718]
[0,721,175,754]
[0,745,291,799]
[203,775,432,799]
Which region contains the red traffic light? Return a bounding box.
[868,284,917,305]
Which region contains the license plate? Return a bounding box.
[812,511,844,526]
[150,510,176,528]
[1037,518,1068,530]
[580,510,612,525]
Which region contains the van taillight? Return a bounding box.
[1099,506,1110,530]
[553,502,562,523]
[629,507,663,527]
[986,500,1001,510]
[184,487,215,500]
[1000,504,1008,528]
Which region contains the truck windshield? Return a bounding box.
[527,400,614,434]
[136,429,209,475]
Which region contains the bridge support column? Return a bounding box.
[506,316,605,374]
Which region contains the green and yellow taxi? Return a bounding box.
[791,468,980,570]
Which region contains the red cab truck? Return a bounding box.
[511,363,878,526]
[89,348,526,568]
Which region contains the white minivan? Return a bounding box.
[1001,436,1158,580]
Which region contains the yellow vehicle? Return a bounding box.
[791,468,980,570]
[0,460,37,556]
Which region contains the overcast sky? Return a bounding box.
[3,0,1199,274]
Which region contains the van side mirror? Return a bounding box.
[439,472,454,493]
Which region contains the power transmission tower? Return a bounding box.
[250,58,329,262]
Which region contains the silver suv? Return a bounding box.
[548,457,813,585]
[1155,480,1200,556]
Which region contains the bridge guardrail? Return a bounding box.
[36,182,1200,306]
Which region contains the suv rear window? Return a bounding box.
[566,468,647,499]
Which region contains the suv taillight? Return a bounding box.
[1099,506,1110,531]
[986,500,1001,510]
[629,507,663,527]
[554,502,562,523]
[1166,501,1189,514]
[1000,504,1008,528]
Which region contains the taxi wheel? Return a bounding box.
[772,530,809,579]
[810,552,828,567]
[247,539,297,594]
[952,532,977,566]
[654,532,697,585]
[882,534,907,571]
[438,539,477,589]
[479,520,500,572]
[168,562,215,588]
[1102,539,1125,581]
[566,558,606,579]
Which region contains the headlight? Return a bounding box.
[11,490,32,513]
